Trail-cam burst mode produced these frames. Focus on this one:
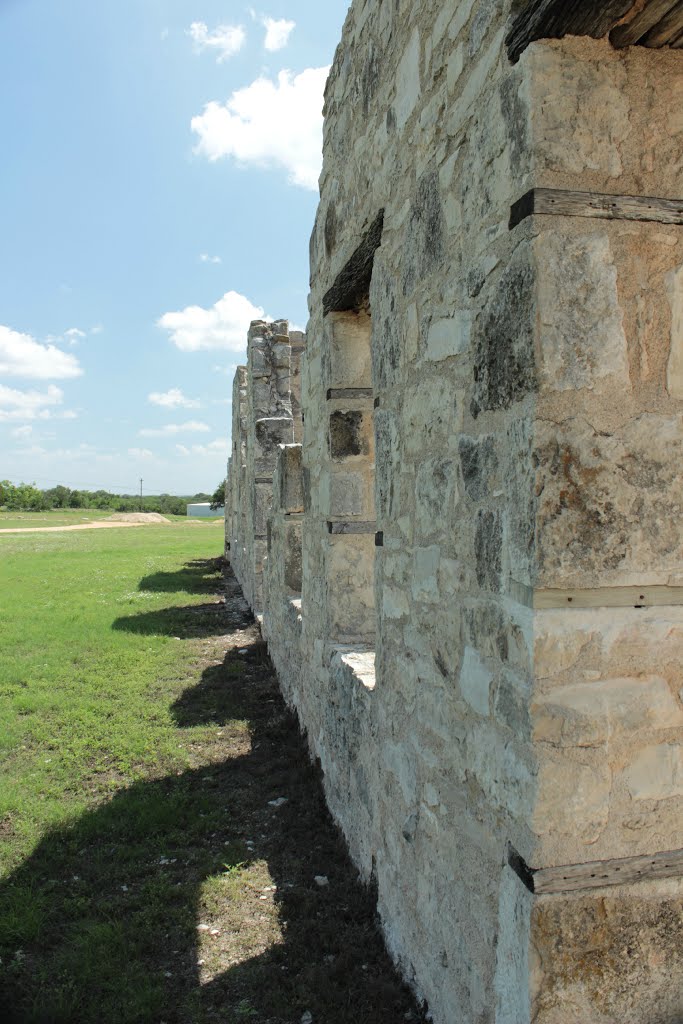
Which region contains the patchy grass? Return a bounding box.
[0,525,426,1023]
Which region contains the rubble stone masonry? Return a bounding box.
[225,2,683,1021]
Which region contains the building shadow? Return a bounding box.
[137,556,226,596]
[111,602,239,639]
[1,595,425,1024]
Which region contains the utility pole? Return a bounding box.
[139,478,143,512]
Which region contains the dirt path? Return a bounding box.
[0,521,150,534]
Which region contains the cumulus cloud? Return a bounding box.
[0,383,65,421]
[200,253,222,264]
[158,291,266,352]
[188,21,246,61]
[148,388,201,409]
[262,16,295,51]
[128,447,154,459]
[10,424,33,439]
[139,420,210,438]
[0,325,83,379]
[191,66,328,190]
[176,438,229,457]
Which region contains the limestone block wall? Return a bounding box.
[226,321,299,614]
[225,3,683,1022]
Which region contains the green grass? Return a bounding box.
[0,523,425,1024]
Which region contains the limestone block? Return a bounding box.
[284,522,302,594]
[459,646,492,716]
[535,413,683,587]
[328,311,372,389]
[327,534,375,641]
[458,434,498,501]
[253,482,272,537]
[415,457,458,543]
[411,545,440,604]
[394,27,421,131]
[531,893,683,1024]
[329,410,370,459]
[622,743,683,801]
[329,471,365,517]
[534,756,611,846]
[425,313,470,361]
[254,417,294,473]
[666,264,683,399]
[536,231,629,393]
[532,676,683,749]
[470,246,536,417]
[276,444,304,513]
[529,44,631,180]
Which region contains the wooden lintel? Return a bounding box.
[510,187,683,229]
[283,512,304,521]
[534,584,683,609]
[610,0,681,47]
[509,580,683,609]
[534,848,683,895]
[326,388,374,400]
[327,520,376,535]
[507,843,683,895]
[506,0,634,62]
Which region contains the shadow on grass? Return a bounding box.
[0,574,426,1024]
[138,558,225,597]
[111,603,237,640]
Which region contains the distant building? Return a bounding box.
[187,502,223,518]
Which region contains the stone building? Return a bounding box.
[225,1,683,1020]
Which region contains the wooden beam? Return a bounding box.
[327,520,376,535]
[322,211,384,316]
[506,0,634,62]
[640,0,683,45]
[507,843,683,894]
[534,584,683,609]
[326,388,374,400]
[534,848,683,894]
[510,187,683,228]
[510,580,683,609]
[610,0,680,46]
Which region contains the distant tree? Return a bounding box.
[209,478,227,511]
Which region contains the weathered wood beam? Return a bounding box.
[507,843,683,894]
[322,210,384,316]
[510,187,683,228]
[327,520,376,535]
[326,387,374,400]
[509,579,683,609]
[506,0,635,62]
[610,0,680,46]
[640,0,683,45]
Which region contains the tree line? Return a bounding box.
[0,480,216,517]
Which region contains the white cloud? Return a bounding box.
[90,324,104,335]
[148,387,200,409]
[158,291,266,352]
[188,21,246,61]
[139,420,210,438]
[64,327,86,346]
[0,383,65,421]
[262,16,295,51]
[191,66,328,190]
[0,325,83,380]
[199,253,222,264]
[128,447,154,459]
[10,424,33,439]
[176,438,229,457]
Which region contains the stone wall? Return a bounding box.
[225,320,298,614]
[226,3,683,1021]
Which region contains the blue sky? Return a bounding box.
[0,0,349,494]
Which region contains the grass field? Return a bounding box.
[0,522,424,1024]
[0,508,118,529]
